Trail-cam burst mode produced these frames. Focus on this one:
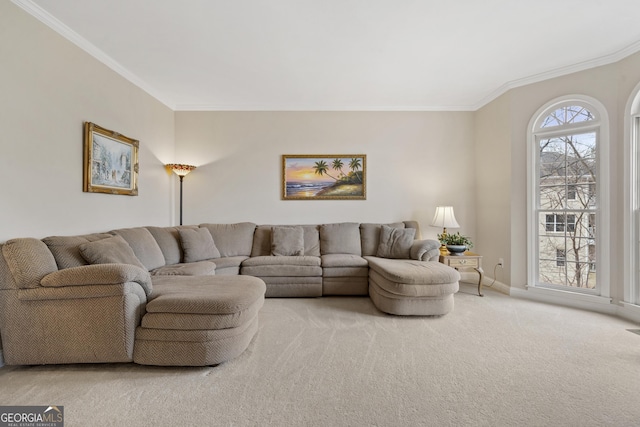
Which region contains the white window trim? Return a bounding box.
[623,81,640,305]
[527,95,610,299]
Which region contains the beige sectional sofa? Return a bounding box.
[0,221,460,367]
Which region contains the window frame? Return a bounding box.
[527,96,610,298]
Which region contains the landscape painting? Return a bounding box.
[282,154,366,200]
[83,122,139,196]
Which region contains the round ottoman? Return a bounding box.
[133,275,265,366]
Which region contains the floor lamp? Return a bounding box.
[166,163,196,225]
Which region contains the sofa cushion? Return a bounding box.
[241,255,322,277]
[2,238,58,289]
[251,224,320,257]
[366,256,460,285]
[146,225,198,265]
[147,275,265,316]
[199,222,256,257]
[321,254,369,278]
[111,227,166,271]
[376,225,416,259]
[178,228,221,263]
[321,254,368,268]
[79,235,146,269]
[271,226,304,256]
[42,233,112,269]
[320,223,361,255]
[360,222,405,256]
[151,261,217,276]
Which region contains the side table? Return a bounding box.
[439,251,484,297]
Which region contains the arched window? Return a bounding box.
[528,97,609,297]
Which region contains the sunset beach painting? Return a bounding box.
[282,155,366,200]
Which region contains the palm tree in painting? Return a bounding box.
[313,160,338,180]
[332,158,345,179]
[349,157,363,183]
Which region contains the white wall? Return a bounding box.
[175,111,477,240]
[0,2,175,243]
[474,94,512,284]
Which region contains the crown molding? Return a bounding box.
[12,0,176,110]
[473,39,640,110]
[173,104,476,112]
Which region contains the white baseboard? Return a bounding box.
[511,286,617,315]
[481,277,510,295]
[619,303,640,324]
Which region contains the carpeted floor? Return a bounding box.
[1,282,640,426]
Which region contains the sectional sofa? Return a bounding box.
[0,221,460,367]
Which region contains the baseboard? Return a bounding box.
[481,277,510,295]
[510,286,617,315]
[619,303,640,324]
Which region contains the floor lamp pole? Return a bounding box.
[179,175,184,226]
[166,163,196,227]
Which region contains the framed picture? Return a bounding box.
[83,122,139,196]
[282,154,366,200]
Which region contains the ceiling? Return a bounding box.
[15,0,640,111]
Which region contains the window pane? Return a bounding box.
[538,259,566,286]
[540,105,594,128]
[565,262,596,289]
[540,185,566,209]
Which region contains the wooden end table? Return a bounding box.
[439,251,484,297]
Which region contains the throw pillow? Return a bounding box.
[376,225,416,259]
[79,235,146,269]
[178,227,221,263]
[271,226,304,256]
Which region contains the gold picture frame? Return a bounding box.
[282,154,366,200]
[83,122,139,196]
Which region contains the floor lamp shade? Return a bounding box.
[166,164,196,225]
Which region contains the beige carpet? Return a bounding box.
[1,282,640,426]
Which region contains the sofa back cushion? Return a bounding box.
[271,226,304,256]
[110,227,166,271]
[2,238,58,289]
[320,223,362,256]
[251,224,320,257]
[42,233,111,269]
[146,225,198,265]
[199,222,256,257]
[79,234,146,269]
[403,220,421,239]
[360,222,405,256]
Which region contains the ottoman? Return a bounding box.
[366,257,460,316]
[133,275,266,366]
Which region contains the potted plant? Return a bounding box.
[437,232,473,255]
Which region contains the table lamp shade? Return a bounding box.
[430,206,460,229]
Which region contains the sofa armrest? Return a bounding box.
[40,263,152,296]
[410,239,441,261]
